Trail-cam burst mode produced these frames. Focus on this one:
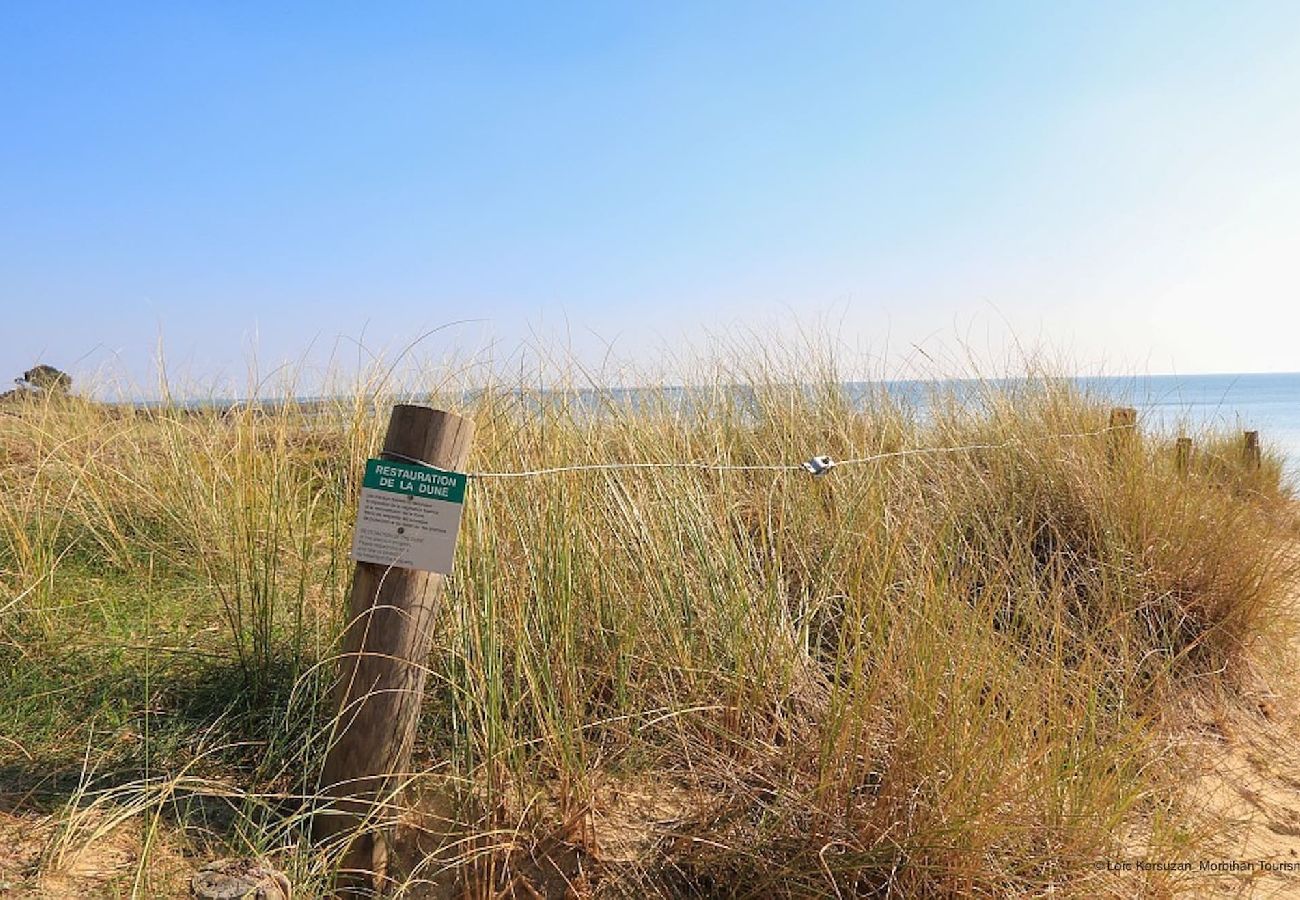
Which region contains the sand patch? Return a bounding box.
[0,809,192,898]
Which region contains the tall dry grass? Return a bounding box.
[0,346,1295,897]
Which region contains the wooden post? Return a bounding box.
[1107,407,1137,463]
[315,405,474,889]
[1174,436,1192,477]
[1242,430,1261,471]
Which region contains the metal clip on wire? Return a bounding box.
[802,455,836,476]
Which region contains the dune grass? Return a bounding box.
[0,346,1295,897]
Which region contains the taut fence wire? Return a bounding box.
[376,424,1133,481]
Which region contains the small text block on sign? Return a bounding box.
[350,458,468,574]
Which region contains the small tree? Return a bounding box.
[12,364,72,396]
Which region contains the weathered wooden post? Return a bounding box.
[1242,430,1261,471]
[316,404,474,890]
[1175,436,1192,478]
[1107,407,1137,464]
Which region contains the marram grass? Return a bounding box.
[0,351,1294,897]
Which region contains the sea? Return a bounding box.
[636,372,1300,478]
[1080,373,1300,476]
[862,372,1300,480]
[150,371,1300,479]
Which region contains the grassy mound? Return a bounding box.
[0,352,1294,897]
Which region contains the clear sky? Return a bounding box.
[3,2,1299,393]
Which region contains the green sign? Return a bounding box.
[352,457,469,574]
[362,458,467,504]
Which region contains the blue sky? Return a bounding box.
[3,2,1299,393]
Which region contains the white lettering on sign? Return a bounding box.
[350,458,467,574]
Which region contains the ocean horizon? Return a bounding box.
[118,370,1300,476]
[1078,372,1300,476]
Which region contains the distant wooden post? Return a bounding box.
[315,405,474,889]
[1107,407,1138,463]
[1175,437,1192,477]
[1242,430,1261,471]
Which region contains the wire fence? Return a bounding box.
[379,424,1131,481]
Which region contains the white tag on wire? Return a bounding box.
[802,455,836,476]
